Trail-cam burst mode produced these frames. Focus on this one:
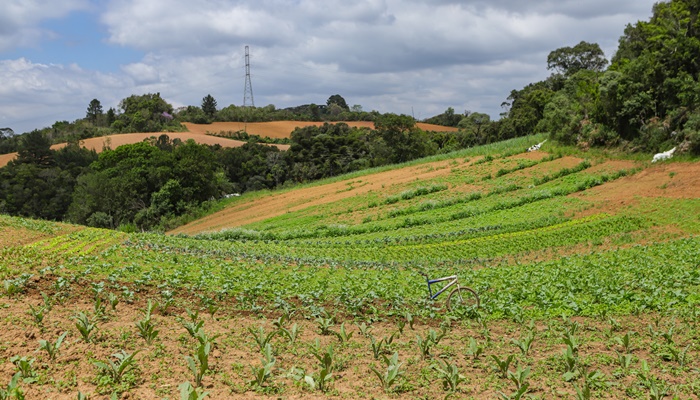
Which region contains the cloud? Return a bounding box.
[0,0,89,51]
[0,58,127,132]
[1,0,659,133]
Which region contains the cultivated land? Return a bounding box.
[1,135,699,399]
[0,121,455,168]
[182,121,459,139]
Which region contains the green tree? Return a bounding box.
[16,130,54,166]
[86,99,104,124]
[201,94,217,119]
[547,41,608,76]
[327,94,349,110]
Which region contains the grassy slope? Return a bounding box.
[1,138,699,399]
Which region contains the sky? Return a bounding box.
[0,0,659,135]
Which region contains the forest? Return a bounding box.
[1,0,699,231]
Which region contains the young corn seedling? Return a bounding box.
[563,331,580,355]
[38,331,68,361]
[10,356,36,383]
[135,300,159,345]
[0,372,24,400]
[334,322,353,344]
[491,354,515,379]
[370,352,404,393]
[158,290,174,315]
[93,296,106,320]
[248,326,278,352]
[315,316,335,336]
[370,335,385,359]
[660,344,690,366]
[183,320,204,339]
[74,312,97,343]
[562,347,579,382]
[356,322,372,337]
[93,350,140,385]
[183,330,219,389]
[511,331,536,356]
[249,343,276,388]
[405,312,415,330]
[466,337,484,360]
[178,381,209,400]
[615,351,634,373]
[107,292,119,311]
[432,359,465,392]
[508,365,530,391]
[614,332,635,353]
[497,385,529,400]
[279,323,301,344]
[647,378,670,400]
[27,304,46,330]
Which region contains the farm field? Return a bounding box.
[1,135,699,399]
[182,121,458,139]
[0,120,452,168]
[0,132,289,168]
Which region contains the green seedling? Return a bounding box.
[370,352,404,393]
[186,340,212,387]
[316,316,335,335]
[614,331,635,353]
[74,312,97,343]
[10,356,36,383]
[27,304,46,329]
[511,331,535,356]
[491,354,515,379]
[248,326,278,352]
[249,344,276,388]
[370,335,385,359]
[38,331,68,361]
[466,337,484,360]
[432,359,465,392]
[334,322,353,344]
[279,323,300,344]
[508,365,530,391]
[0,372,24,400]
[178,381,209,400]
[93,350,140,384]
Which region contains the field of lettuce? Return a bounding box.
[1,136,699,399]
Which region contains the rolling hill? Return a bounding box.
[1,135,698,399]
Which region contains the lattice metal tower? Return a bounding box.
[243,45,255,107]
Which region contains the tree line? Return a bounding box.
[0,114,477,231]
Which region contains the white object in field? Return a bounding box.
[527,139,547,152]
[651,147,676,163]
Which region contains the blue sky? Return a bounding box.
[1,0,658,134]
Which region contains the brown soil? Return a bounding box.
[571,161,699,216]
[0,280,697,399]
[183,121,458,139]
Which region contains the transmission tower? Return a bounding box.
[243,45,255,107]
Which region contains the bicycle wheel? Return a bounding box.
[447,286,480,312]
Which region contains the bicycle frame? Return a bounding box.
[426,275,459,300]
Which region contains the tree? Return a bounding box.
[201,94,217,119]
[327,94,349,110]
[16,130,53,166]
[86,99,103,123]
[106,108,116,127]
[547,41,608,76]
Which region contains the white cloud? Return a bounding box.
[0,0,659,133]
[0,0,89,51]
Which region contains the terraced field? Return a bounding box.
[1,136,699,399]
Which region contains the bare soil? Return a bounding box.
[183,121,458,139]
[1,280,697,399]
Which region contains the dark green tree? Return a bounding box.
[327,94,349,110]
[201,94,218,119]
[547,41,608,76]
[16,130,54,166]
[86,99,103,124]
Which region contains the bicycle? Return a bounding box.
[421,272,480,312]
